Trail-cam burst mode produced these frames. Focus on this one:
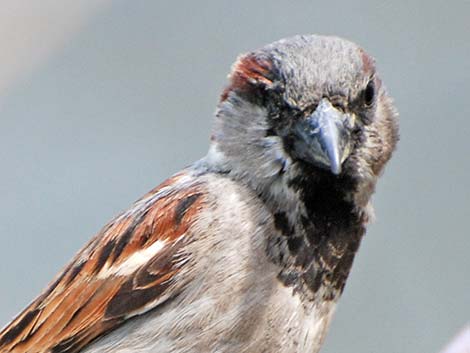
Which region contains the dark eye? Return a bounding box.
[363,79,375,107]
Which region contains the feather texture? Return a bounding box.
[0,172,205,353]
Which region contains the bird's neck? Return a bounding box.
[200,143,370,302]
[259,167,369,302]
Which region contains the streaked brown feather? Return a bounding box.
[0,172,205,353]
[220,53,274,102]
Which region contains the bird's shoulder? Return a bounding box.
[0,170,210,353]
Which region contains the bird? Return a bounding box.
[0,34,398,353]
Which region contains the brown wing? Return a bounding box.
[0,172,205,353]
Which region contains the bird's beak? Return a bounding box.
[292,98,352,175]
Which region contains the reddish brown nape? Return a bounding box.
[220,54,273,101]
[359,48,376,76]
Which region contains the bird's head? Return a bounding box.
[209,35,398,203]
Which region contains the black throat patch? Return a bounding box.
[270,168,367,302]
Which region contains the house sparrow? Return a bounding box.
[0,34,398,353]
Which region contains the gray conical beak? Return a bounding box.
[293,98,352,175]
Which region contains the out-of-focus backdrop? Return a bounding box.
[0,2,468,353]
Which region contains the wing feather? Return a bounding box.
[0,172,205,353]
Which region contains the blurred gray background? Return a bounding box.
[0,1,468,352]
